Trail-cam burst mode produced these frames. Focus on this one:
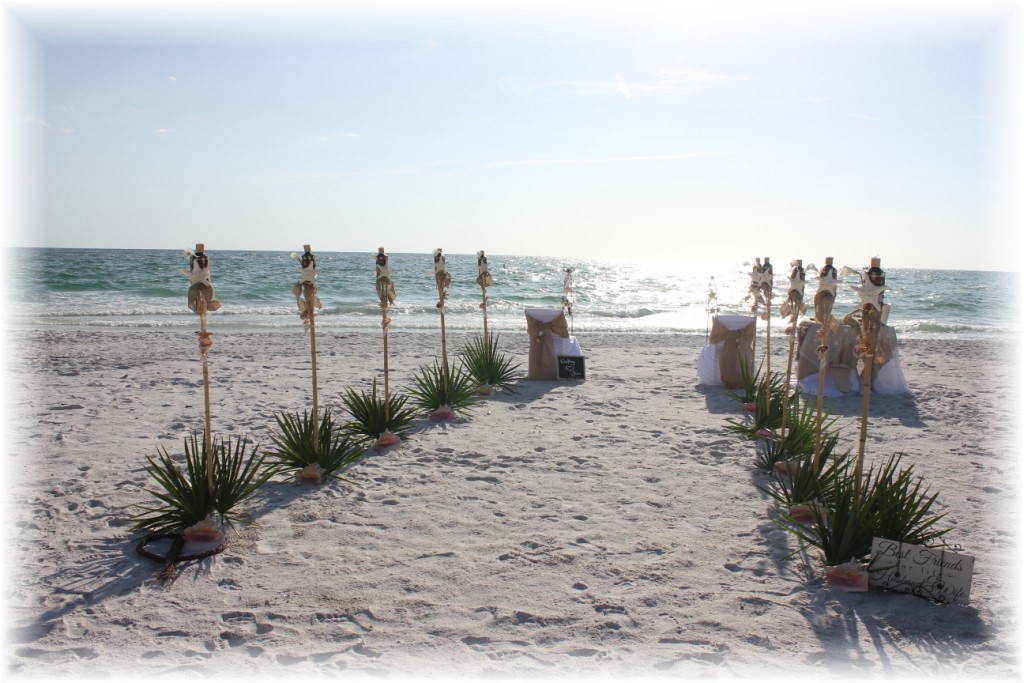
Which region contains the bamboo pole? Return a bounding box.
[375,248,395,423]
[762,258,774,380]
[300,245,320,455]
[187,243,217,494]
[434,248,451,394]
[477,251,491,342]
[812,257,837,470]
[779,261,806,444]
[852,257,886,481]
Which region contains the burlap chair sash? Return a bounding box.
[708,317,755,389]
[526,314,570,380]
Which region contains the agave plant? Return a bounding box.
[408,359,480,418]
[131,432,272,537]
[339,379,417,446]
[461,334,520,394]
[266,408,367,482]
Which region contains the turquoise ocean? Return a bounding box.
[5,248,1018,340]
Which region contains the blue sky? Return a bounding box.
[3,0,1022,270]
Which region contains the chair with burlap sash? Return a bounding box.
[525,308,581,380]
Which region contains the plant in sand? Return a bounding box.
[753,393,839,471]
[727,356,760,406]
[266,408,367,482]
[725,370,793,439]
[760,444,849,515]
[775,453,949,568]
[131,432,272,537]
[339,379,417,445]
[408,359,480,418]
[866,453,949,547]
[460,334,520,394]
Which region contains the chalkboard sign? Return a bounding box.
[558,355,586,379]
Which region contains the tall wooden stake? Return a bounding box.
[852,257,887,482]
[477,251,492,341]
[812,257,837,470]
[186,243,219,494]
[375,248,395,423]
[762,257,774,380]
[434,248,451,393]
[297,245,321,455]
[779,261,806,444]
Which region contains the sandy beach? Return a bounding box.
[3,328,1019,679]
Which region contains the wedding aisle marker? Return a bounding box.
[812,257,839,469]
[131,244,270,580]
[778,259,807,443]
[562,266,576,337]
[760,258,775,379]
[847,257,888,480]
[187,243,221,476]
[477,250,493,341]
[296,246,321,456]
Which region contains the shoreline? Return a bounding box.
[4,328,1019,678]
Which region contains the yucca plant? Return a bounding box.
[774,457,879,567]
[408,359,480,418]
[131,432,272,537]
[867,453,950,547]
[461,334,520,394]
[760,444,850,511]
[339,379,417,446]
[753,394,840,471]
[725,370,793,439]
[266,408,367,482]
[776,453,950,567]
[726,356,760,406]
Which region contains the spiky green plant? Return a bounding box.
[774,458,879,566]
[408,359,480,415]
[461,334,520,393]
[753,394,840,470]
[867,453,950,547]
[265,408,367,480]
[725,370,793,439]
[339,379,417,444]
[760,445,850,509]
[776,454,950,567]
[131,432,272,537]
[727,356,760,405]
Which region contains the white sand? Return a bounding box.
[3,328,1020,679]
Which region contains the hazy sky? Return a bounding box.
[3,0,1022,270]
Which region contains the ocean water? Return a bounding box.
[5,248,1018,340]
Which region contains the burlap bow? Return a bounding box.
[708,317,755,389]
[797,322,857,393]
[526,314,570,380]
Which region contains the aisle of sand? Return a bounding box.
[3,328,1019,679]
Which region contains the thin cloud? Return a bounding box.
[238,167,422,182]
[514,65,737,98]
[846,113,887,123]
[482,152,718,168]
[153,128,174,136]
[24,115,50,128]
[316,133,362,143]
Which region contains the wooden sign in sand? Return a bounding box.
[870,538,974,605]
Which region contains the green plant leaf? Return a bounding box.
[339,378,417,443]
[460,334,521,392]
